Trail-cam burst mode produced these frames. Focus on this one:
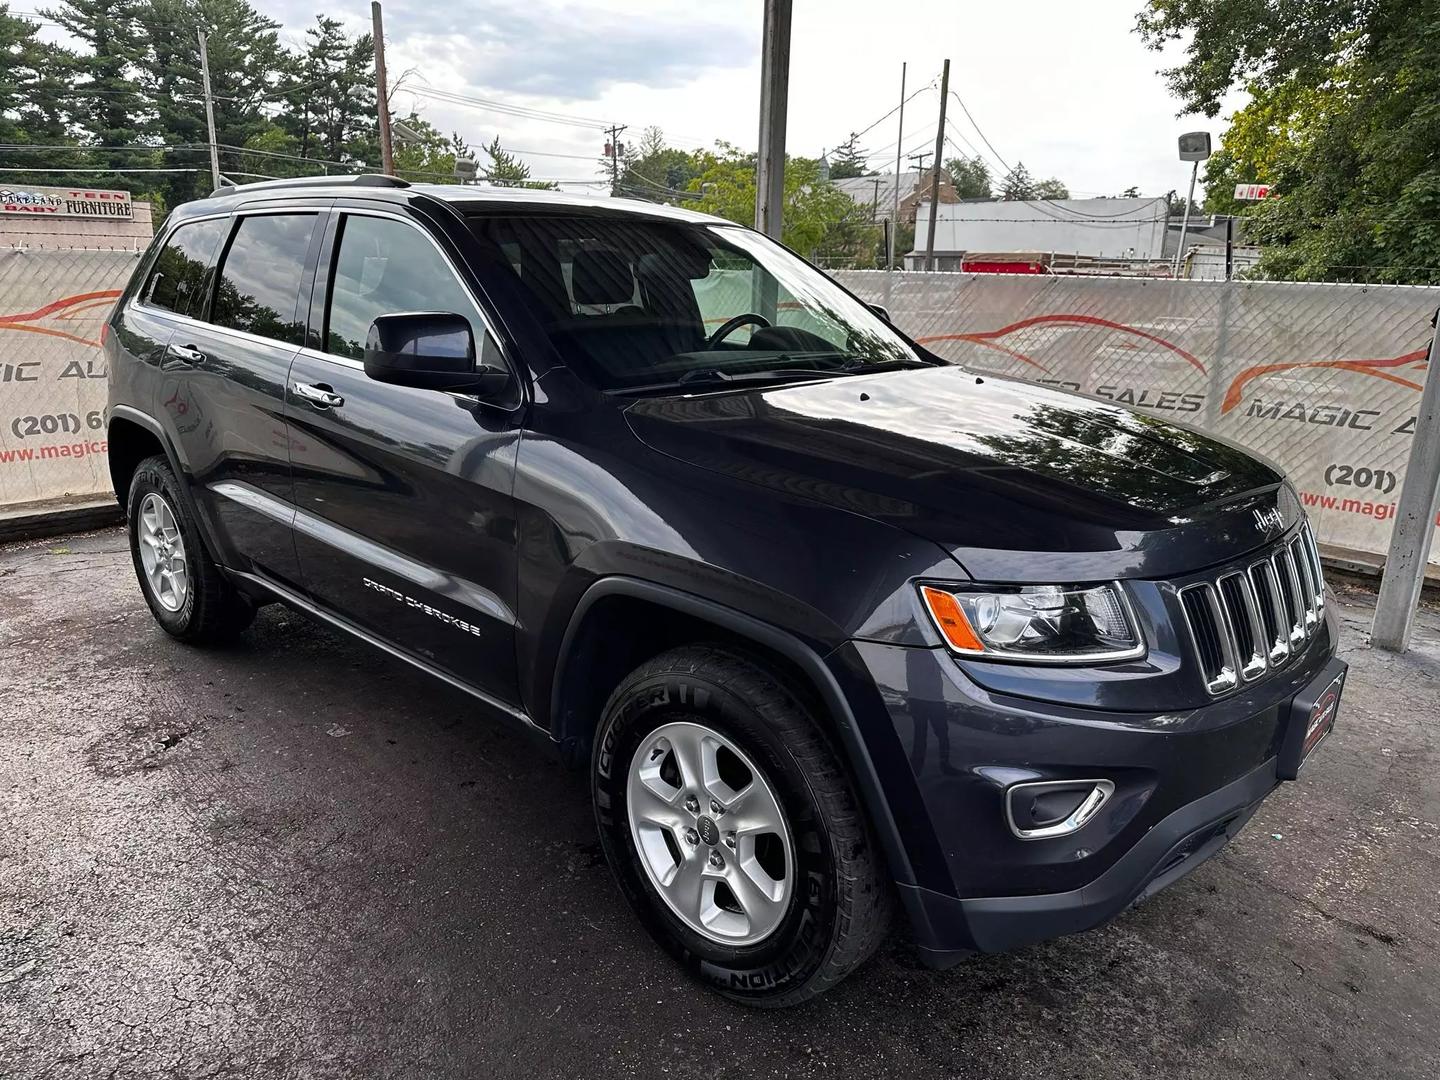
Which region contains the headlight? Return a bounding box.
[919,582,1144,663]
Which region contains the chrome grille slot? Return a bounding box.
[1179,583,1238,694]
[1180,525,1326,695]
[1248,560,1290,666]
[1218,572,1266,680]
[1273,545,1305,647]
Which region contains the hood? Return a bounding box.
[623,366,1296,582]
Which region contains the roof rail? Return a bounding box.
[209,173,410,198]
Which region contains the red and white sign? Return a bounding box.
[1234,183,1272,202]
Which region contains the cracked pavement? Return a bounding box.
[1,528,1437,1079]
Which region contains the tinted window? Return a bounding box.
[210,214,316,345]
[325,214,488,361]
[465,213,921,391]
[143,218,227,316]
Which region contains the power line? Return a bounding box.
[404,84,612,131]
[830,81,935,154]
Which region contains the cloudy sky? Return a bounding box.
[256,0,1240,199]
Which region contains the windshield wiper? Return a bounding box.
[612,367,843,396]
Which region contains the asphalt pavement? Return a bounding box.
[1,527,1437,1079]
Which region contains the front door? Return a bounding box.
[286,208,524,707]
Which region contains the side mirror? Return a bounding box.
[364,312,510,395]
[867,302,892,323]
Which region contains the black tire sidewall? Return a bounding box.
[127,460,199,636]
[593,665,840,1002]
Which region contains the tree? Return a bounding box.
[1136,0,1440,282]
[44,0,149,147]
[0,5,78,183]
[686,143,881,266]
[1033,177,1069,200]
[611,126,702,200]
[828,132,868,181]
[944,154,991,199]
[280,16,376,166]
[999,162,1036,200]
[1119,185,1141,198]
[483,136,556,189]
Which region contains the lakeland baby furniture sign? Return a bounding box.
[1,186,134,220]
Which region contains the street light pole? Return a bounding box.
[1173,159,1198,278]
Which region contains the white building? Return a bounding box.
[908,196,1170,268]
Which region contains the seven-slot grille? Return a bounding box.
[1178,523,1326,695]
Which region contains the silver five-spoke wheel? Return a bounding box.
[136,491,189,613]
[627,721,793,946]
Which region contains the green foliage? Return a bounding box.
[0,4,77,181]
[1137,0,1440,282]
[828,133,868,181]
[686,143,881,266]
[483,136,556,189]
[999,162,1034,200]
[612,126,702,200]
[944,155,990,199]
[1033,177,1069,200]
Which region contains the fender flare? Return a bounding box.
[107,404,226,564]
[551,575,917,889]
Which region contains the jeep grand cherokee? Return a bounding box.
[105,175,1344,1007]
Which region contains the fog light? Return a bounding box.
[1005,779,1115,840]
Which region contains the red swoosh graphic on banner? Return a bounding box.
[0,289,120,347]
[916,313,1207,375]
[1220,350,1429,414]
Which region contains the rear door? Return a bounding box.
[157,209,323,587]
[286,205,524,707]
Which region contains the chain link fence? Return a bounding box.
[3,251,1437,568]
[835,270,1440,565]
[0,248,138,508]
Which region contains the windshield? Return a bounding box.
[465,213,926,391]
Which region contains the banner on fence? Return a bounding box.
[0,249,137,506]
[835,271,1440,566]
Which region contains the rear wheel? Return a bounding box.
[127,455,255,644]
[593,645,893,1007]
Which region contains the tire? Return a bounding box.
[126,454,255,644]
[593,645,893,1007]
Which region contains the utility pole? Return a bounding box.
[372,2,394,175]
[871,175,881,221]
[754,0,792,238]
[1373,309,1440,651]
[890,62,907,233]
[606,123,627,191]
[196,29,221,191]
[907,151,931,174]
[923,58,950,272]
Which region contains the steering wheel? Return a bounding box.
[706,312,771,348]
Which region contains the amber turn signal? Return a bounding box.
[919,586,985,653]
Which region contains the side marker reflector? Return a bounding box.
[920,586,985,653]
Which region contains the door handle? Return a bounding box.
[168,342,206,365]
[292,381,345,409]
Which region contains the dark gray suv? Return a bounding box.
[105,174,1344,1006]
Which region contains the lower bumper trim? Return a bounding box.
[903,755,1280,962]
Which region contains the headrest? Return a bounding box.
[571,247,634,305]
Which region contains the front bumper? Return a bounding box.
[844,608,1342,963]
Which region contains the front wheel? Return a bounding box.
[593,646,893,1007]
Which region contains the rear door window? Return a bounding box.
[141,217,228,317]
[210,213,317,345]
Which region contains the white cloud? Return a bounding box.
[252,0,1245,197]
